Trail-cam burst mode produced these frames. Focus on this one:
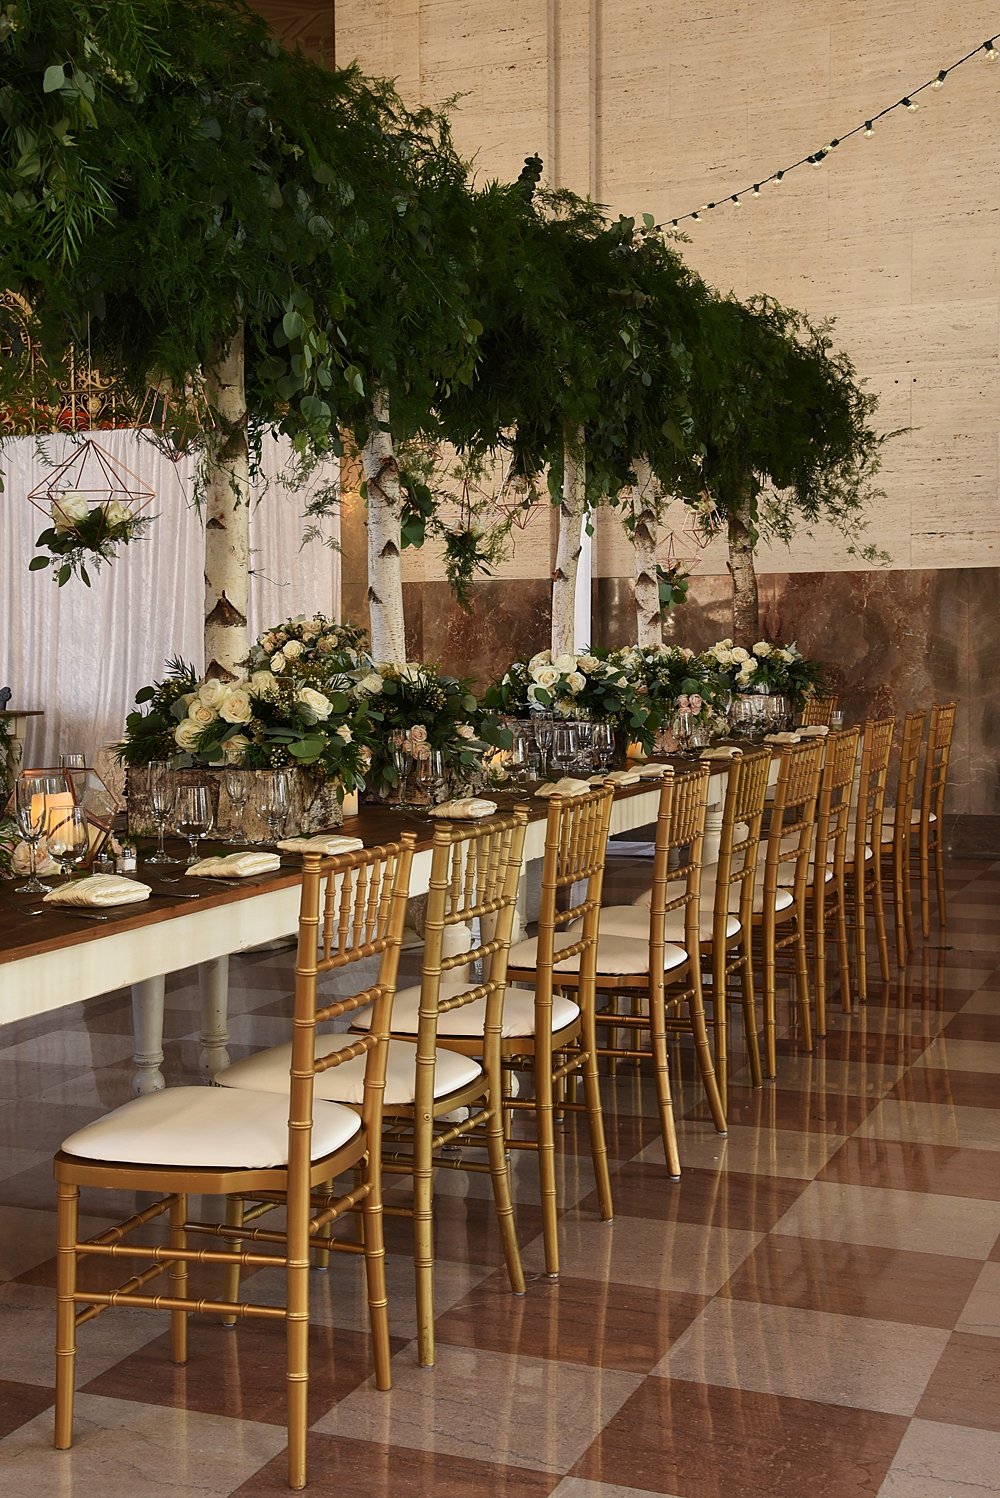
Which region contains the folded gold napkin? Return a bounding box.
[799,725,830,737]
[636,762,668,778]
[428,798,498,820]
[186,852,282,879]
[764,732,802,744]
[44,875,151,908]
[700,745,744,761]
[535,777,592,798]
[603,770,642,786]
[277,835,365,855]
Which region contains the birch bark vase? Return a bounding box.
[362,386,406,665]
[203,326,250,681]
[551,424,586,657]
[630,457,662,647]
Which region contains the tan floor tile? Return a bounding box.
[773,1181,1000,1258]
[0,1281,165,1388]
[957,1261,1000,1339]
[961,991,1000,1014]
[877,1418,1000,1497]
[0,1392,286,1498]
[916,1332,1000,1431]
[553,1481,685,1498]
[315,1343,641,1473]
[520,1215,762,1295]
[658,1299,949,1414]
[913,1038,1000,1072]
[857,1099,1000,1150]
[656,1123,845,1178]
[731,1056,906,1096]
[0,1206,118,1282]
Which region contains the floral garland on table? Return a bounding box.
[358,661,512,797]
[704,639,825,703]
[482,650,655,747]
[246,615,369,682]
[117,658,371,796]
[29,492,153,587]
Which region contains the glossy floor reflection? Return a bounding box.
[0,854,998,1497]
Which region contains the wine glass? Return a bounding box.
[592,722,614,772]
[223,766,250,846]
[261,770,289,843]
[573,720,593,773]
[59,752,87,803]
[532,717,554,778]
[552,722,577,774]
[174,784,214,865]
[146,762,180,865]
[13,774,50,893]
[47,806,90,881]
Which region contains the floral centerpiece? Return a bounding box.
[704,639,825,703]
[358,661,511,800]
[29,492,153,587]
[246,614,369,681]
[483,649,655,752]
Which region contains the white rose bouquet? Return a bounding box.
[705,639,825,702]
[364,661,511,799]
[30,490,154,587]
[245,615,368,686]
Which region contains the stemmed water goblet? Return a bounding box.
[174,784,214,865]
[573,720,593,773]
[47,806,90,882]
[59,752,88,803]
[223,766,251,846]
[532,717,554,778]
[552,722,577,775]
[592,722,614,772]
[146,762,180,865]
[13,774,51,893]
[261,770,290,843]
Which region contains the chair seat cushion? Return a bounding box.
[591,904,741,944]
[216,1036,482,1106]
[59,1087,361,1170]
[353,975,581,1039]
[508,931,689,978]
[701,870,796,915]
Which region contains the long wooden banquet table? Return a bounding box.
[0,759,755,1095]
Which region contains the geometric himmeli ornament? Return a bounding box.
[25,437,156,526]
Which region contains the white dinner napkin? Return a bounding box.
[764,732,802,744]
[636,762,668,778]
[186,852,282,879]
[602,769,642,786]
[44,875,151,908]
[700,745,744,761]
[535,777,592,798]
[276,835,365,856]
[428,798,498,820]
[799,725,830,737]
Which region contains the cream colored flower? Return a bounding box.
[408,723,428,745]
[101,498,131,529]
[566,672,586,694]
[51,491,90,532]
[269,652,287,674]
[223,734,249,762]
[187,699,218,728]
[578,654,601,672]
[296,686,332,722]
[455,723,476,739]
[753,641,773,656]
[282,639,304,660]
[249,671,279,699]
[357,673,383,696]
[531,665,560,690]
[175,718,204,751]
[553,653,577,674]
[528,649,552,670]
[197,678,230,709]
[730,647,751,664]
[220,688,253,725]
[335,724,353,743]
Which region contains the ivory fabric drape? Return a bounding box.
[0,430,340,766]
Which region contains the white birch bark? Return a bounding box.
[203,325,250,681]
[361,386,406,665]
[630,457,662,647]
[551,423,586,658]
[727,488,760,647]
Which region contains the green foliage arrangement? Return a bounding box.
[28,491,152,585]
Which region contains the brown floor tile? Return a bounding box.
[0,1377,55,1439]
[684,1083,878,1135]
[889,1067,1000,1108]
[719,1234,982,1328]
[818,1136,1000,1200]
[81,1317,403,1424]
[945,1012,1000,1041]
[232,1432,560,1496]
[577,1161,809,1232]
[380,1192,549,1270]
[915,1331,1000,1431]
[433,1268,707,1372]
[572,1377,908,1498]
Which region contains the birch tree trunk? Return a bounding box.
[630,457,662,647]
[551,423,586,658]
[203,325,250,681]
[361,385,406,665]
[727,487,760,647]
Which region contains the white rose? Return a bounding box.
[198,678,230,709]
[51,491,91,532]
[270,652,287,674]
[100,498,131,529]
[578,654,600,672]
[220,688,253,725]
[175,718,204,751]
[552,653,577,674]
[296,686,332,721]
[778,648,794,662]
[249,670,279,699]
[282,639,304,659]
[753,641,772,656]
[730,647,751,664]
[528,650,552,670]
[531,665,560,690]
[566,672,586,694]
[408,723,428,745]
[335,724,352,743]
[456,723,476,739]
[260,632,277,652]
[712,647,732,665]
[223,734,249,762]
[187,699,217,727]
[357,673,383,696]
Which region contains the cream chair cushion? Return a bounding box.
[216,1036,482,1106]
[352,975,582,1039]
[618,890,741,941]
[635,873,794,917]
[508,931,689,978]
[60,1087,361,1169]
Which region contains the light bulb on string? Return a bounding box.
[774,170,785,184]
[752,183,761,197]
[932,70,947,89]
[902,96,918,110]
[864,120,874,136]
[985,39,997,61]
[691,211,700,221]
[731,194,741,207]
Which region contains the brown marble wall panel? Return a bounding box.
[403,580,551,689]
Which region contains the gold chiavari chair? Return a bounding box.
[916,701,957,939]
[882,710,926,966]
[845,717,895,1004]
[563,766,715,1177]
[53,837,415,1491]
[800,693,839,727]
[797,726,861,1035]
[220,809,530,1371]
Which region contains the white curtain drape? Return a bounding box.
[0,430,340,766]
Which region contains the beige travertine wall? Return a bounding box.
[331,0,999,582]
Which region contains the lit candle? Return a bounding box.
[341,790,359,819]
[627,741,646,762]
[31,790,75,835]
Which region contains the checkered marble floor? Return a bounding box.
[1,856,998,1498]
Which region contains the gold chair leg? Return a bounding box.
[221,1194,244,1329]
[709,949,729,1113]
[872,865,891,982]
[762,911,778,1078]
[919,825,932,940]
[688,979,727,1132]
[169,1193,189,1365]
[286,1193,311,1490]
[902,851,916,955]
[360,1174,392,1391]
[412,1115,436,1367]
[835,880,852,1013]
[934,835,947,930]
[580,1022,614,1224]
[534,1036,560,1276]
[739,944,763,1088]
[855,876,869,1004]
[793,922,812,1053]
[485,1087,526,1295]
[813,894,828,1038]
[54,1180,79,1451]
[648,988,681,1180]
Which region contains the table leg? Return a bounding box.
[131,978,166,1096]
[198,957,231,1080]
